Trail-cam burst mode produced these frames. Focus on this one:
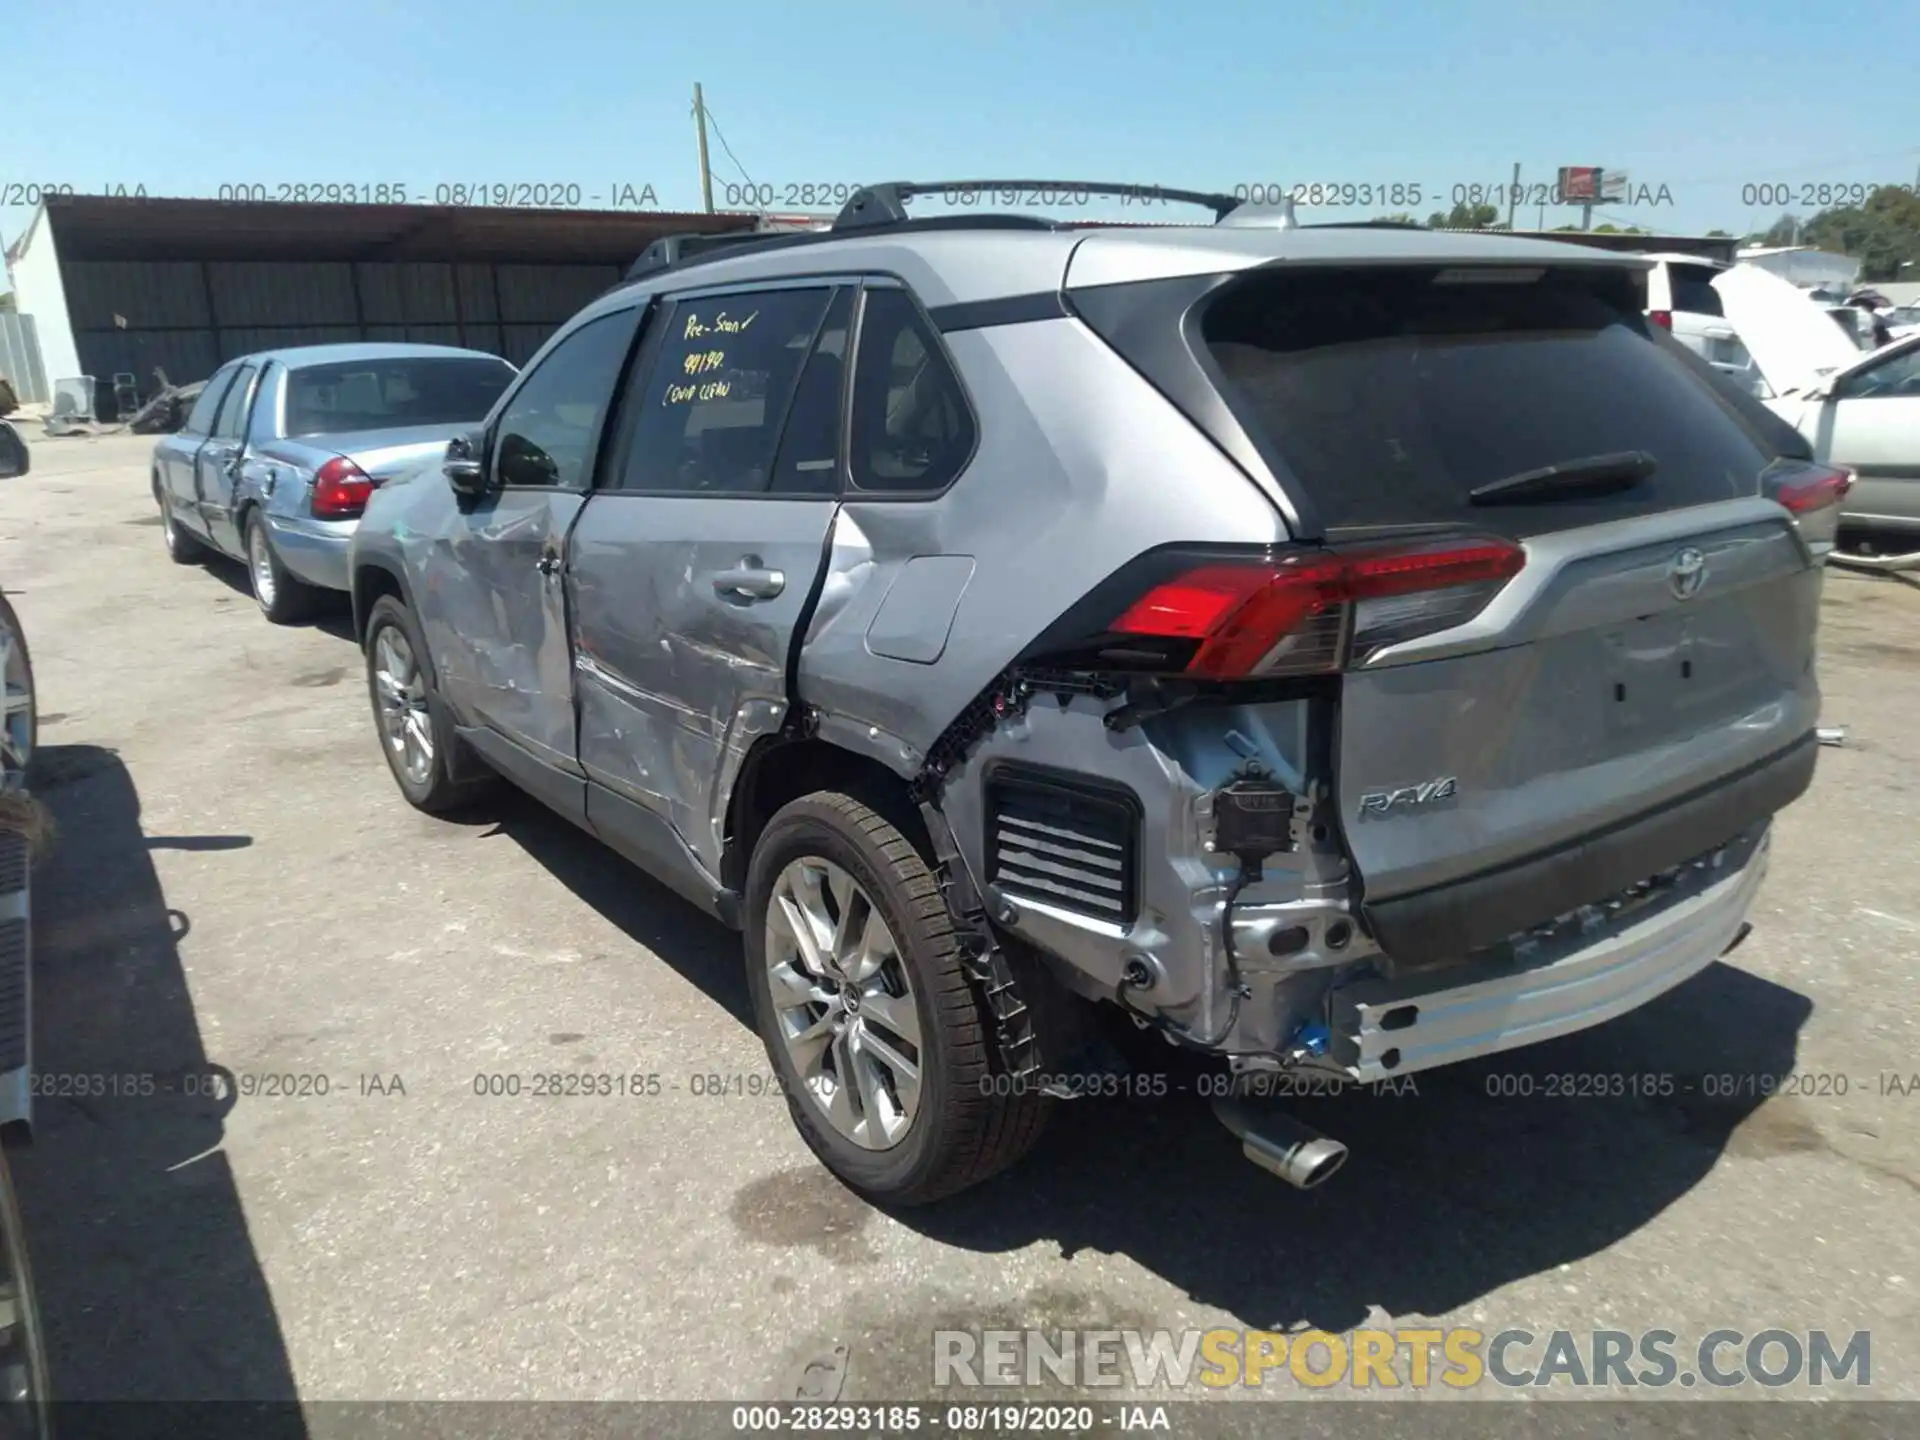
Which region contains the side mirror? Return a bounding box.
[443,432,491,499]
[0,423,28,480]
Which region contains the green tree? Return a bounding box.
[1425,201,1500,229]
[1706,229,1733,238]
[1372,212,1422,226]
[1801,185,1920,282]
[1758,214,1802,247]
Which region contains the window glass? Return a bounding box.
[213,365,258,440]
[285,356,514,437]
[1202,267,1771,533]
[1666,265,1725,317]
[848,289,976,493]
[1837,345,1920,399]
[770,289,854,495]
[184,367,235,434]
[618,288,833,494]
[493,308,641,489]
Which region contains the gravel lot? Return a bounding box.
[4,431,1918,1415]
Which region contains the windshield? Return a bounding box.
[284,356,515,437]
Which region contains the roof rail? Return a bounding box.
[616,213,1067,290]
[834,180,1242,230]
[624,230,777,281]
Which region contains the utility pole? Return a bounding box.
[692,83,714,214]
[1507,162,1520,231]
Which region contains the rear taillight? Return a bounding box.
[1045,538,1526,679]
[1768,462,1852,515]
[1648,310,1673,330]
[311,456,375,520]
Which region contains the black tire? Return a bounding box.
[745,789,1050,1205]
[0,591,33,792]
[362,594,497,814]
[156,482,207,565]
[244,510,321,625]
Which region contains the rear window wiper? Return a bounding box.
[1468,450,1658,505]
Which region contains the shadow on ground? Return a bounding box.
[460,790,750,1027]
[478,781,1813,1337]
[9,745,307,1430]
[199,556,356,641]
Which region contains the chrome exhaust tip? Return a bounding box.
[1211,1096,1349,1190]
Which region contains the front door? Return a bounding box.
[569,283,849,877]
[1813,344,1920,528]
[422,303,645,770]
[159,363,238,534]
[194,362,259,554]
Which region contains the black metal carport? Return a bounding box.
[29,196,760,416]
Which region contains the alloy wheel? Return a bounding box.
[765,856,924,1149]
[371,625,434,788]
[248,522,277,610]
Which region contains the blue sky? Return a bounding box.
[5,0,1919,244]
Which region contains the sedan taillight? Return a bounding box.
[312,457,375,520]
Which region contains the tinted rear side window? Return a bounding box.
[1666,265,1726,317]
[1202,267,1773,536]
[285,356,515,436]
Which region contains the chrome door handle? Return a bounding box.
[536,552,561,576]
[712,562,785,600]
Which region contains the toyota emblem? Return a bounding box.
[1668,547,1708,601]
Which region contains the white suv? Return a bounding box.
[1644,253,1755,381]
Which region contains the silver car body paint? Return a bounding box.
[349,219,1823,1070]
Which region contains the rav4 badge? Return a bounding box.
[1357,777,1458,817]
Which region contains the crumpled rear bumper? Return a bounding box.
[1330,825,1770,1082]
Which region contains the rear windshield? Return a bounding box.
[1666,264,1726,317]
[1202,267,1774,535]
[285,356,514,437]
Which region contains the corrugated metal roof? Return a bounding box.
[39,196,760,264]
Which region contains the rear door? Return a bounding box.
[194,362,259,553]
[1188,263,1821,919]
[567,281,847,880]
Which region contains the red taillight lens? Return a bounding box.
[311,456,375,520]
[1105,538,1526,678]
[1770,463,1852,515]
[1648,310,1673,330]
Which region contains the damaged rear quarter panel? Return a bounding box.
[795,313,1288,777]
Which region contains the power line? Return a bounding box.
[700,105,758,193]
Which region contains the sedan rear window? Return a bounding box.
[1201,267,1774,536]
[285,356,515,437]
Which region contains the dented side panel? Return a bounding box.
[794,316,1289,768]
[566,492,838,877]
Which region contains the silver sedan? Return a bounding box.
[151,343,517,622]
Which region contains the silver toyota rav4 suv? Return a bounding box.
[348,182,1844,1204]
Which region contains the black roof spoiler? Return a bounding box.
[832,179,1243,229]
